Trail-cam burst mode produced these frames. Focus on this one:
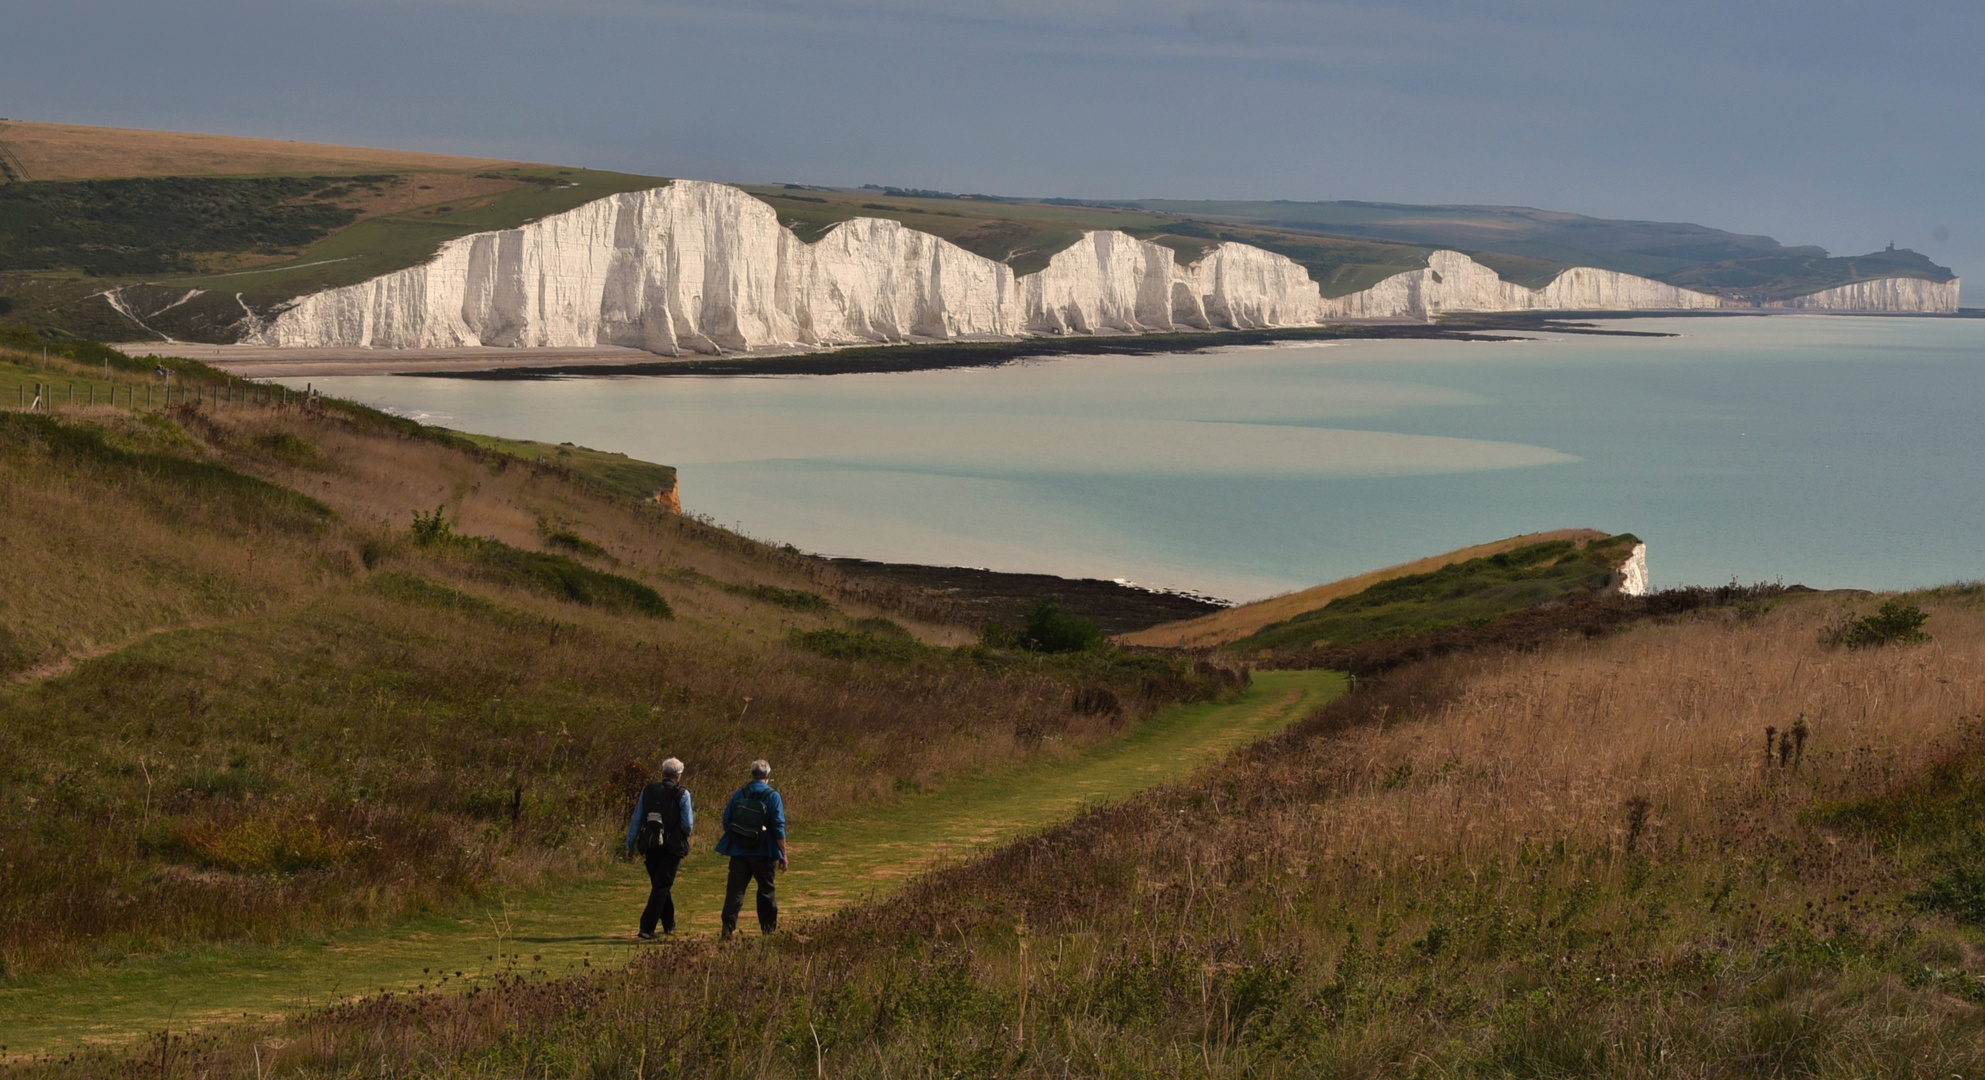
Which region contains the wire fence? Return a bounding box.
[7,373,317,414]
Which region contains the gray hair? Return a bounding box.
[661,757,684,779]
[750,759,771,780]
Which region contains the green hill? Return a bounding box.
[1227,533,1643,653]
[0,335,1242,984]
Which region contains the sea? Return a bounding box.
[292,314,1985,603]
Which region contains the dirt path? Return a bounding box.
[0,670,1341,1057]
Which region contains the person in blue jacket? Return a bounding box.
[624,757,694,938]
[715,758,786,939]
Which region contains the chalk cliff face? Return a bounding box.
[256,181,1322,352]
[1617,542,1650,597]
[1179,242,1325,330]
[254,180,1955,352]
[1763,276,1960,313]
[1319,251,1723,320]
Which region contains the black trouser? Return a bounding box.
[722,855,779,934]
[641,849,683,935]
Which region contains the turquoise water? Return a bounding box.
[298,315,1985,602]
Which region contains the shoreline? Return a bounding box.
[125,315,1678,381]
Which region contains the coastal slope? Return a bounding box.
[1119,529,1641,649]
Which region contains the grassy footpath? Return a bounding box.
[0,670,1341,1058]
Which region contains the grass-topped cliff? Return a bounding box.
[1,121,1958,346]
[1123,198,1960,301]
[1225,532,1643,654]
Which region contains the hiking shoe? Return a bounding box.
[636,931,658,941]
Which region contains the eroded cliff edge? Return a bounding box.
[251,180,1959,355]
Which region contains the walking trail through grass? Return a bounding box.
[0,670,1341,1057]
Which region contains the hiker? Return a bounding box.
[716,759,786,939]
[625,757,694,939]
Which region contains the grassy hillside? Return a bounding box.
[53,585,1985,1078]
[1226,533,1643,654]
[1120,529,1609,649]
[0,338,1241,980]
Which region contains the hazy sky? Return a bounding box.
[5,0,1979,295]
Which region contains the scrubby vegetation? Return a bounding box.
[1825,598,1932,650]
[55,586,1985,1078]
[0,176,365,276]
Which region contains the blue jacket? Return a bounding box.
[624,781,694,855]
[714,780,785,859]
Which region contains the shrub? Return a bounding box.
[409,511,670,617]
[851,616,912,639]
[461,539,671,618]
[261,430,322,469]
[723,581,834,613]
[1912,855,1985,926]
[1828,600,1931,649]
[542,529,605,557]
[1021,600,1103,653]
[538,518,607,558]
[409,505,454,547]
[790,628,928,663]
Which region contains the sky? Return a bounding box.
[4,0,1980,296]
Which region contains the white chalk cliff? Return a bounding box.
[1763,275,1960,313]
[1617,542,1650,597]
[1319,250,1723,320]
[256,181,1326,353]
[252,180,1957,353]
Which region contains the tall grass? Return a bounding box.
[93,589,1985,1079]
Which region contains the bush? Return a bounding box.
[409,510,671,618]
[1021,600,1103,653]
[409,505,454,547]
[1912,855,1985,926]
[1829,600,1931,649]
[723,582,834,613]
[791,627,928,662]
[538,518,608,558]
[463,540,671,618]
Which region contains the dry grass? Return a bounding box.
[97,588,1985,1079]
[1248,592,1984,898]
[1119,528,1610,648]
[0,121,517,181]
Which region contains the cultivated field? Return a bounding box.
[0,121,517,181]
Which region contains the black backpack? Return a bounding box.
[727,785,775,844]
[636,781,689,857]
